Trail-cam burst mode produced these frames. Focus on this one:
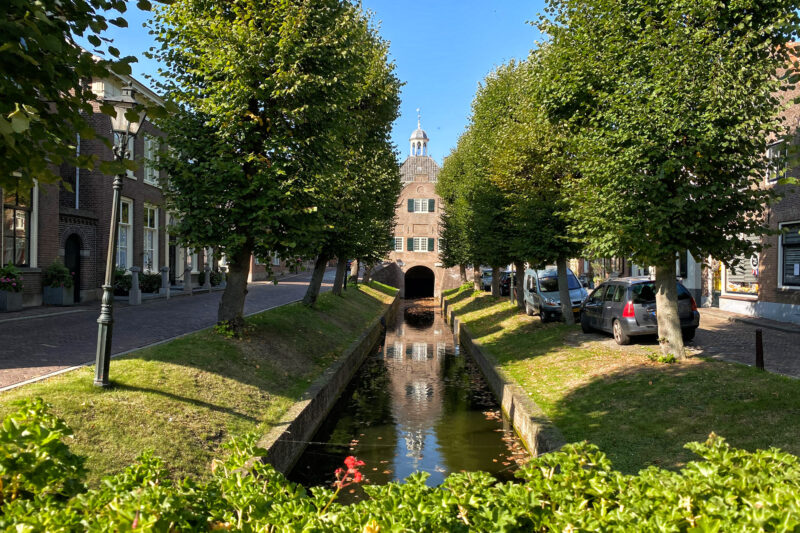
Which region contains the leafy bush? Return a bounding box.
[3,400,800,530]
[113,268,131,296]
[139,273,162,294]
[0,264,23,293]
[42,261,74,289]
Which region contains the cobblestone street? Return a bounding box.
[0,269,335,389]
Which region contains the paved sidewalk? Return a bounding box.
[689,308,800,377]
[0,269,336,389]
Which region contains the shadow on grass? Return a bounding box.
[112,383,261,424]
[549,355,800,475]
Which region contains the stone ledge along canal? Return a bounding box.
[288,298,528,503]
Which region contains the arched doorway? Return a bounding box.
[64,234,81,303]
[404,266,434,299]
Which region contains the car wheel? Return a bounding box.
[580,313,592,333]
[540,307,550,323]
[525,302,534,316]
[613,319,631,345]
[682,327,697,342]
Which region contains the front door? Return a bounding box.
[64,234,81,303]
[583,285,606,328]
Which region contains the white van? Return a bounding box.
[523,266,588,322]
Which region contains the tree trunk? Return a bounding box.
[363,264,372,284]
[556,255,575,325]
[303,253,329,307]
[217,240,254,334]
[332,258,347,296]
[491,265,501,297]
[514,260,525,310]
[473,266,482,292]
[654,260,686,359]
[459,264,467,283]
[350,259,360,285]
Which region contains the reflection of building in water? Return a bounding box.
[383,300,454,462]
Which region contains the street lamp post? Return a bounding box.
[94,84,147,387]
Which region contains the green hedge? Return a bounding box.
[3,400,800,531]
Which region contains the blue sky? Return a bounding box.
[89,1,545,163]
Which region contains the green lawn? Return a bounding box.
[0,283,394,485]
[445,285,800,474]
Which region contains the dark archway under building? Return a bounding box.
[404,266,435,299]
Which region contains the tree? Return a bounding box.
[1,0,152,192]
[152,0,386,330]
[540,0,799,356]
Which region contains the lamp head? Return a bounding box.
[105,84,147,136]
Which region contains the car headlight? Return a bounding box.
[544,298,558,306]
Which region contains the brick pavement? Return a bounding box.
[0,269,336,389]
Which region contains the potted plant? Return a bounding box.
[0,264,24,312]
[42,261,75,306]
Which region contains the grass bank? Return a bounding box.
[0,282,394,484]
[444,285,800,474]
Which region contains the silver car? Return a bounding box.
[523,267,588,322]
[580,277,700,344]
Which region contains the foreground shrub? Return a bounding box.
[2,400,799,531]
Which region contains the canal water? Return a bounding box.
[288,299,528,502]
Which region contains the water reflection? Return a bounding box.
[288,299,527,501]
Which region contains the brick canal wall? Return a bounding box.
[441,295,566,457]
[260,294,400,473]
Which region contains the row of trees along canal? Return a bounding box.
[3,1,401,336]
[151,0,402,333]
[437,0,800,359]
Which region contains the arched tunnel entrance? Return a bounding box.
[404,266,435,299]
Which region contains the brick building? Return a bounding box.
[374,116,465,298]
[1,73,203,307]
[717,80,800,325]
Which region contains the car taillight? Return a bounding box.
[622,301,635,318]
[690,296,697,311]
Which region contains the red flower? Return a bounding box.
[333,456,366,490]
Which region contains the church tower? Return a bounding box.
[376,112,463,298]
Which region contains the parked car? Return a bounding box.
[481,269,493,291]
[580,276,700,345]
[523,267,588,322]
[499,271,515,296]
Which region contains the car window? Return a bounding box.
[538,275,581,292]
[588,285,606,303]
[612,285,626,302]
[632,282,656,304]
[527,276,535,291]
[677,284,691,300]
[603,284,617,301]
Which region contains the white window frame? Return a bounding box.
[413,198,430,213]
[143,204,158,272]
[116,197,133,269]
[144,135,160,186]
[190,249,199,273]
[113,131,136,179]
[272,253,281,266]
[778,220,800,290]
[767,140,786,183]
[394,237,403,252]
[412,237,429,252]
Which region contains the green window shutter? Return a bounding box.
[408,238,414,251]
[390,237,395,249]
[428,199,435,212]
[428,238,434,252]
[408,199,414,212]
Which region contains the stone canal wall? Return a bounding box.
[441,295,566,457]
[260,294,400,473]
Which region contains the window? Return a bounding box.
[767,140,786,183]
[2,190,31,266]
[272,253,281,266]
[724,234,760,296]
[407,198,435,213]
[113,131,136,179]
[410,237,433,252]
[587,285,606,304]
[144,136,160,186]
[116,198,133,269]
[438,238,443,253]
[394,237,403,252]
[538,274,581,292]
[603,284,617,301]
[143,205,158,272]
[780,222,800,288]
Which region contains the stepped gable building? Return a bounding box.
[376,114,465,298]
